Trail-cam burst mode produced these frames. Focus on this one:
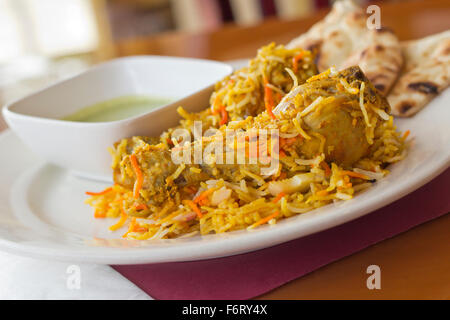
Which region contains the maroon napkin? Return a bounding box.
[113,169,450,300]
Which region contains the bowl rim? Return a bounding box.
[2,55,233,128]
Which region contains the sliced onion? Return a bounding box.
[286,203,313,213]
[279,132,299,139]
[173,212,197,222]
[211,187,232,206]
[353,168,384,180]
[267,173,315,196]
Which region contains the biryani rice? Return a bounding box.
[85,44,409,240]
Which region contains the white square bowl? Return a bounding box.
[3,56,233,181]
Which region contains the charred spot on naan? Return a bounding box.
[407,81,439,94]
[397,101,415,115]
[348,10,365,22]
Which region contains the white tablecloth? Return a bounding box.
[0,251,152,299]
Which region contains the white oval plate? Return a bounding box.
[0,87,449,265]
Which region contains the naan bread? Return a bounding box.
[388,30,450,117]
[287,0,402,96]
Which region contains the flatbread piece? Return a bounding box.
[287,0,403,96]
[388,30,450,117]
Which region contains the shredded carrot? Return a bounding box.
[185,200,203,219]
[272,192,286,203]
[279,150,287,158]
[276,92,283,102]
[212,95,228,125]
[130,154,143,199]
[272,171,287,181]
[122,217,137,238]
[342,170,370,180]
[122,217,147,238]
[316,189,329,197]
[85,187,113,196]
[194,188,216,204]
[280,137,298,148]
[402,130,410,140]
[264,78,276,119]
[94,209,106,219]
[219,105,228,125]
[250,211,280,229]
[109,206,128,231]
[320,162,331,177]
[134,203,148,211]
[292,52,304,73]
[134,226,147,233]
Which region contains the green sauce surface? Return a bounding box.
[62,95,174,122]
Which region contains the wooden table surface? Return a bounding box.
[116,0,450,61]
[1,0,449,299]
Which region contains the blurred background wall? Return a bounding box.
[0,0,426,109]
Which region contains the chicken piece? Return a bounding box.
[301,100,369,166]
[111,137,180,205]
[275,66,390,166]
